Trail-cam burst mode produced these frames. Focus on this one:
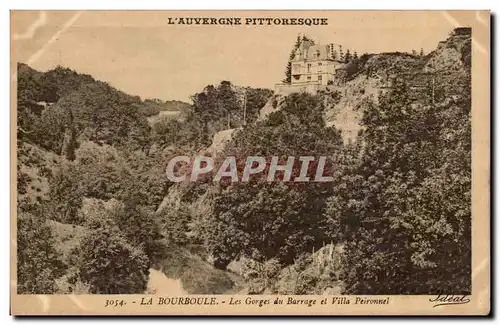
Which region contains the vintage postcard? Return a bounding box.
[10,10,490,315]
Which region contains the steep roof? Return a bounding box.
[293,41,331,61]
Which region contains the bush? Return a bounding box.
[17,214,66,294]
[156,206,191,245]
[180,265,234,294]
[75,226,150,294]
[295,268,319,294]
[248,278,266,295]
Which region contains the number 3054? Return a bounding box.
[104,299,125,307]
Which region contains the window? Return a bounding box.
[307,76,311,81]
[318,76,323,82]
[318,62,322,66]
[307,64,311,73]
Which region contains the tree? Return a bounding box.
[113,198,165,262]
[344,49,352,63]
[331,76,471,294]
[27,104,68,153]
[156,205,191,245]
[17,63,154,153]
[420,48,425,56]
[282,36,302,84]
[183,82,271,150]
[202,93,344,269]
[17,214,66,294]
[69,199,151,294]
[49,141,170,225]
[49,161,86,224]
[207,181,334,268]
[338,45,344,62]
[61,107,77,161]
[75,225,150,294]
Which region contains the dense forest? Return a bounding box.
[17,28,471,295]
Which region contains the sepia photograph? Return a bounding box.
[10,10,490,315]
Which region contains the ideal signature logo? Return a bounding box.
[429,295,470,308]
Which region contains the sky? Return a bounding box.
[11,11,458,103]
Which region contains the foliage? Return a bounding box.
[74,224,150,294]
[62,198,155,294]
[113,199,165,262]
[152,245,202,279]
[328,72,471,293]
[139,98,164,117]
[17,213,66,294]
[152,81,271,153]
[152,116,210,153]
[263,244,344,295]
[17,63,155,153]
[49,141,169,224]
[202,93,346,268]
[180,265,234,294]
[344,49,352,63]
[156,206,191,245]
[282,36,302,84]
[16,29,472,295]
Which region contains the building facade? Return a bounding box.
[275,39,346,94]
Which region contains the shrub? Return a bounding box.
[180,265,234,294]
[74,226,150,294]
[17,214,66,294]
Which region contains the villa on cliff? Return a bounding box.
[275,38,347,94]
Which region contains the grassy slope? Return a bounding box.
[17,142,60,202]
[46,219,88,263]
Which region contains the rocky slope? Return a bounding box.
[262,29,470,144]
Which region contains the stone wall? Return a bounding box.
[274,82,327,95]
